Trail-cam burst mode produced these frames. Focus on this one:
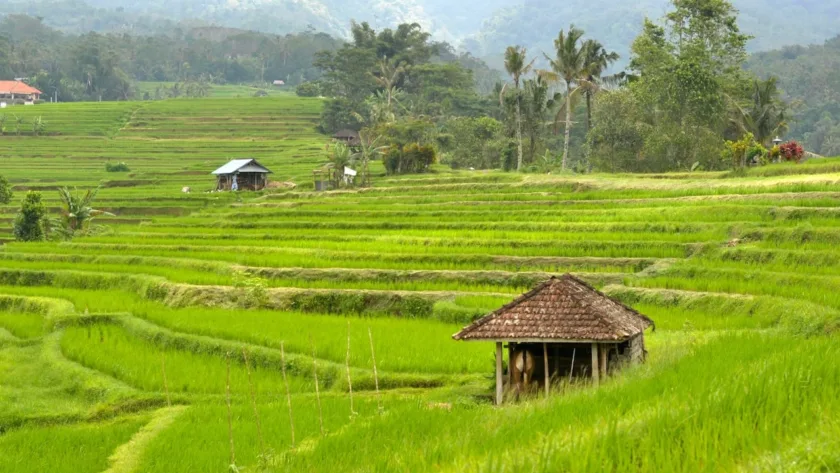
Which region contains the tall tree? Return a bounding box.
[502,45,534,171]
[728,77,788,146]
[580,40,620,135]
[545,26,587,170]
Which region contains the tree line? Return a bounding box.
[310,0,794,175]
[0,15,344,101]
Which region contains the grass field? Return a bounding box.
[0,95,838,472]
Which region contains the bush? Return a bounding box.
[780,140,805,162]
[296,81,322,97]
[383,144,436,175]
[13,191,47,242]
[105,162,130,172]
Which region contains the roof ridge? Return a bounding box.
[453,274,653,342]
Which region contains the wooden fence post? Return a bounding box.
[495,342,504,405]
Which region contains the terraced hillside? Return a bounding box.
[1,97,839,473]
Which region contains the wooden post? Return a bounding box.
[507,342,514,387]
[591,343,600,385]
[600,345,608,378]
[495,342,504,405]
[568,348,576,384]
[543,343,550,398]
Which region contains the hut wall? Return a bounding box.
[627,334,645,363]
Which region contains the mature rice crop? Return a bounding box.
[2,96,839,472]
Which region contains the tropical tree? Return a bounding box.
[521,75,559,162]
[57,187,113,236]
[14,191,47,242]
[371,57,406,113]
[580,40,621,134]
[0,114,6,135]
[544,26,587,170]
[502,46,534,171]
[32,116,45,136]
[352,130,388,187]
[13,114,24,136]
[326,142,355,188]
[728,77,788,147]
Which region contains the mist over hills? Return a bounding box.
[2,0,839,59]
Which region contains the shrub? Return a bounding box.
[296,81,322,97]
[105,162,130,172]
[13,191,47,242]
[780,140,805,162]
[383,143,436,175]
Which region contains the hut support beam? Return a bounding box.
[495,342,504,405]
[591,343,600,385]
[600,345,608,378]
[543,343,549,398]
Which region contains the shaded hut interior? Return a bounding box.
[453,274,654,403]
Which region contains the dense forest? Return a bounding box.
[748,35,840,156]
[312,0,797,175]
[0,15,346,100]
[6,0,840,61]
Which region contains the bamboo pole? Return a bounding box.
[346,322,356,417]
[310,336,324,436]
[242,348,265,455]
[495,342,504,406]
[368,327,382,415]
[280,342,295,448]
[225,352,236,467]
[161,352,171,407]
[543,343,550,399]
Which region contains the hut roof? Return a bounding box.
[453,274,653,342]
[211,158,272,175]
[0,80,42,95]
[333,129,359,139]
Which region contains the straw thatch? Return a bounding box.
[453,274,653,342]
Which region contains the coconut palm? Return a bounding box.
[543,26,587,170]
[57,187,114,236]
[502,46,535,171]
[729,77,788,147]
[580,40,620,134]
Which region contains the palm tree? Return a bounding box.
[521,75,560,162]
[326,142,355,188]
[502,46,535,171]
[352,130,388,187]
[544,26,587,170]
[580,40,620,135]
[372,57,406,113]
[729,77,788,147]
[57,187,114,236]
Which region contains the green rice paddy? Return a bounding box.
[0,95,838,472]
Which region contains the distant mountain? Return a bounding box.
[2,0,839,61]
[465,0,840,67]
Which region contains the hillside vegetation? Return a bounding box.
[0,95,839,472]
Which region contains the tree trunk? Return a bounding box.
[585,92,592,135]
[515,95,524,171]
[562,81,573,171]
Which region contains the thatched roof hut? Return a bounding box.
[333,129,361,147]
[453,274,654,404]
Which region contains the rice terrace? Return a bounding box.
[0,92,836,472]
